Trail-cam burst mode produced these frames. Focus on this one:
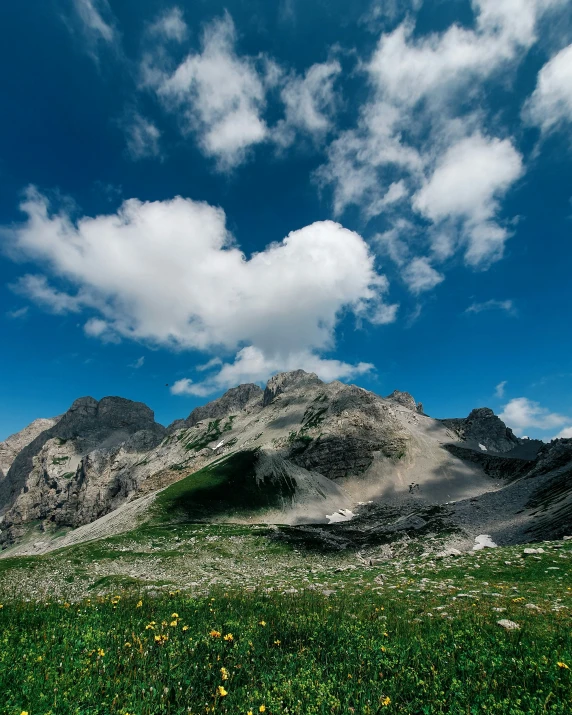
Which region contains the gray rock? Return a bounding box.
[497,619,520,630]
[436,548,462,558]
[0,396,166,545]
[175,383,264,431]
[386,390,417,411]
[263,370,322,407]
[0,416,60,476]
[523,548,545,555]
[440,407,520,453]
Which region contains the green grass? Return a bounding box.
[149,449,295,523]
[0,569,570,715]
[51,456,70,465]
[0,519,571,714]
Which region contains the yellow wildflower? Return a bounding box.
[217,686,228,697]
[210,630,221,638]
[221,667,230,680]
[154,634,168,644]
[0,604,3,609]
[258,620,266,627]
[248,711,253,715]
[20,712,29,715]
[259,706,266,713]
[383,632,389,637]
[145,624,155,630]
[381,696,391,706]
[170,621,178,627]
[124,642,132,648]
[171,613,179,618]
[136,600,143,608]
[557,662,570,670]
[223,633,234,642]
[182,625,189,631]
[97,648,105,657]
[274,640,281,646]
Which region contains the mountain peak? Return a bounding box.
[180,383,264,430]
[263,370,323,406]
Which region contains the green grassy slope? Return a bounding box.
[150,450,295,523]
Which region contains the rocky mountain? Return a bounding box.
[440,407,522,453]
[168,383,263,432]
[0,397,166,544]
[0,370,570,556]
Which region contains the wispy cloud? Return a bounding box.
[122,112,162,161]
[6,306,29,320]
[495,380,507,398]
[129,356,145,369]
[148,7,188,43]
[465,299,517,316]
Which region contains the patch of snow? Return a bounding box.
[479,444,488,451]
[212,440,225,450]
[326,509,354,524]
[473,534,497,550]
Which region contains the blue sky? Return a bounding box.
[1,0,572,441]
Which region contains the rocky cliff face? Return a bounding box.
[440,407,521,453]
[0,417,60,478]
[0,397,166,544]
[174,383,264,431]
[263,370,323,407]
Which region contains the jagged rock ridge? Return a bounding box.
[1,370,569,555]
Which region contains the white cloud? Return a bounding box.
[11,274,83,314]
[500,397,568,435]
[123,113,161,161]
[524,43,572,133]
[149,7,188,42]
[173,346,375,396]
[317,0,566,285]
[315,101,422,216]
[413,134,523,266]
[84,317,120,343]
[196,357,223,372]
[553,426,572,439]
[171,378,210,397]
[129,356,145,369]
[274,61,341,146]
[402,257,444,294]
[495,380,507,398]
[7,189,392,390]
[6,306,29,320]
[72,0,116,44]
[150,13,268,170]
[465,299,516,315]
